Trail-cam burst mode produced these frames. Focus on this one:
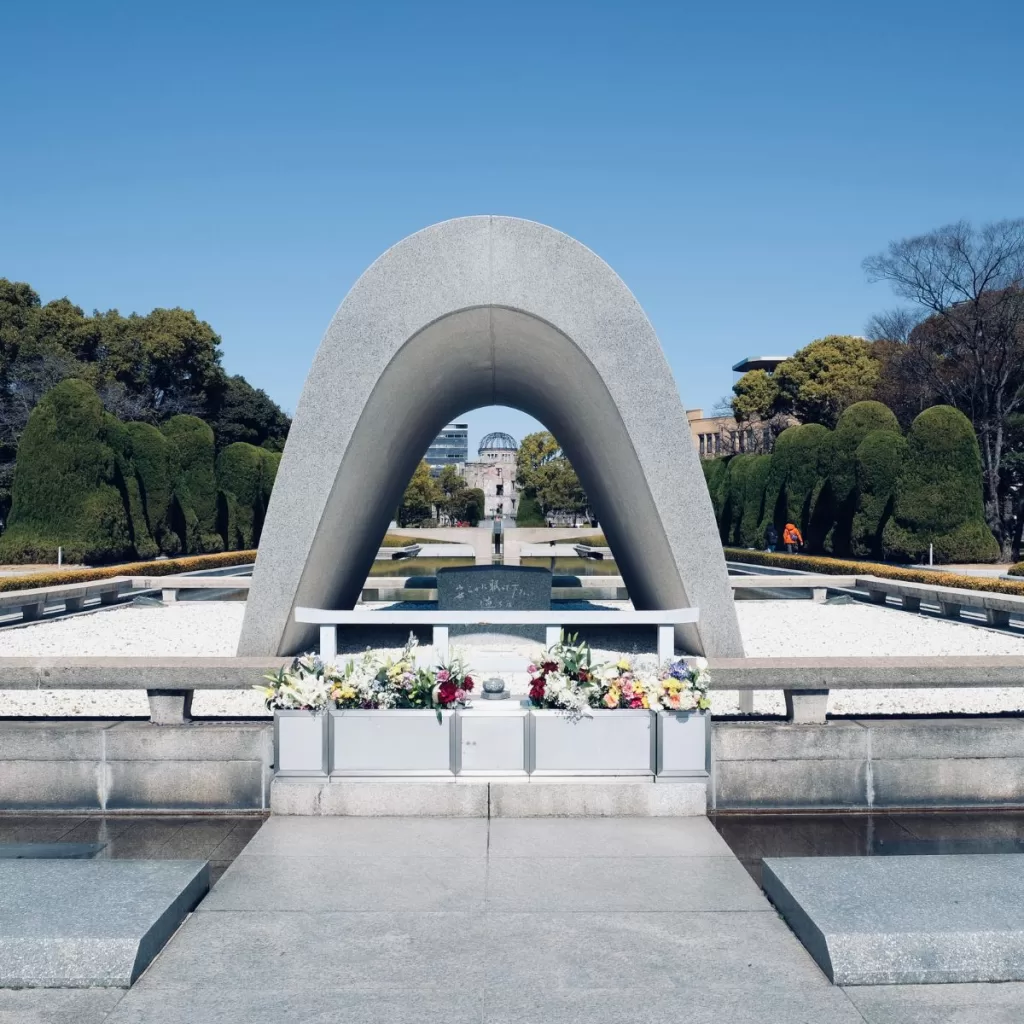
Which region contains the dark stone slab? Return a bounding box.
[762,854,1024,985]
[437,565,551,640]
[0,859,209,987]
[0,842,103,859]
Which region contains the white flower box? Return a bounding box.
[656,710,710,777]
[529,709,655,775]
[456,706,528,776]
[329,709,455,776]
[274,710,329,776]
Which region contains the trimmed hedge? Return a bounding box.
[0,550,257,593]
[162,415,223,554]
[0,380,136,565]
[121,421,177,556]
[882,406,998,564]
[851,430,906,558]
[826,401,902,556]
[723,547,1024,597]
[759,423,830,539]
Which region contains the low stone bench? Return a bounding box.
[855,575,1024,625]
[0,578,128,621]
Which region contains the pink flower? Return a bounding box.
[437,670,450,683]
[455,689,467,702]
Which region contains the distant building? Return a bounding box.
[731,355,789,374]
[425,422,469,473]
[461,432,519,520]
[687,409,773,459]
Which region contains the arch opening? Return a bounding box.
[239,216,742,659]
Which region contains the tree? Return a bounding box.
[771,336,880,428]
[864,219,1024,557]
[435,464,469,525]
[731,370,779,423]
[398,460,437,526]
[882,406,999,564]
[515,430,589,523]
[515,431,561,493]
[207,375,291,452]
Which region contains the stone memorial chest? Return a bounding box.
[437,565,552,640]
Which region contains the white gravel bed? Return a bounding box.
[2,598,1024,717]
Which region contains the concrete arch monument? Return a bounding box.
[239,216,743,657]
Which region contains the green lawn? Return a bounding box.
[520,556,619,576]
[368,557,475,576]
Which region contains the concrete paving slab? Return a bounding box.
[201,854,487,912]
[240,815,488,857]
[484,856,767,912]
[844,982,1024,1023]
[0,860,209,987]
[485,816,733,857]
[0,988,124,1024]
[763,854,1024,984]
[96,817,871,1022]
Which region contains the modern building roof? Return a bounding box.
[731,355,789,374]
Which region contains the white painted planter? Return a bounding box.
[329,709,455,776]
[274,710,329,776]
[456,706,529,775]
[529,709,655,775]
[656,710,710,777]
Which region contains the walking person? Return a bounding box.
[764,522,778,553]
[782,522,803,554]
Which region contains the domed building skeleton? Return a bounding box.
[462,432,519,520]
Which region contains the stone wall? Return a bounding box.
[2,717,1022,812]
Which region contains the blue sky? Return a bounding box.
[3,0,1022,454]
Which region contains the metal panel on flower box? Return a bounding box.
[456,706,528,776]
[274,711,329,776]
[329,710,455,776]
[529,710,655,776]
[656,711,710,777]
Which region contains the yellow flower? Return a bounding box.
[616,658,630,672]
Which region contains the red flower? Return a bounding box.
[542,661,558,673]
[529,680,546,702]
[463,675,474,692]
[437,681,458,705]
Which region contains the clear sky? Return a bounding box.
[3,0,1022,455]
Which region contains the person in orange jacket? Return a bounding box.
[782,522,803,554]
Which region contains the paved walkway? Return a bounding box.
[6,816,1024,1022]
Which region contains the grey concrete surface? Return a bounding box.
[240,216,742,659]
[9,817,1024,1022]
[0,859,208,987]
[97,816,868,1022]
[763,854,1024,984]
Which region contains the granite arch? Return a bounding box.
[239,216,743,657]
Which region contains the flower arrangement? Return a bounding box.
[258,654,335,711]
[527,635,711,716]
[527,634,597,716]
[258,637,476,720]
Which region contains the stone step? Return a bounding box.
[763,854,1024,985]
[271,776,706,817]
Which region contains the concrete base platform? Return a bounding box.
[0,859,209,987]
[271,776,707,817]
[762,854,1024,985]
